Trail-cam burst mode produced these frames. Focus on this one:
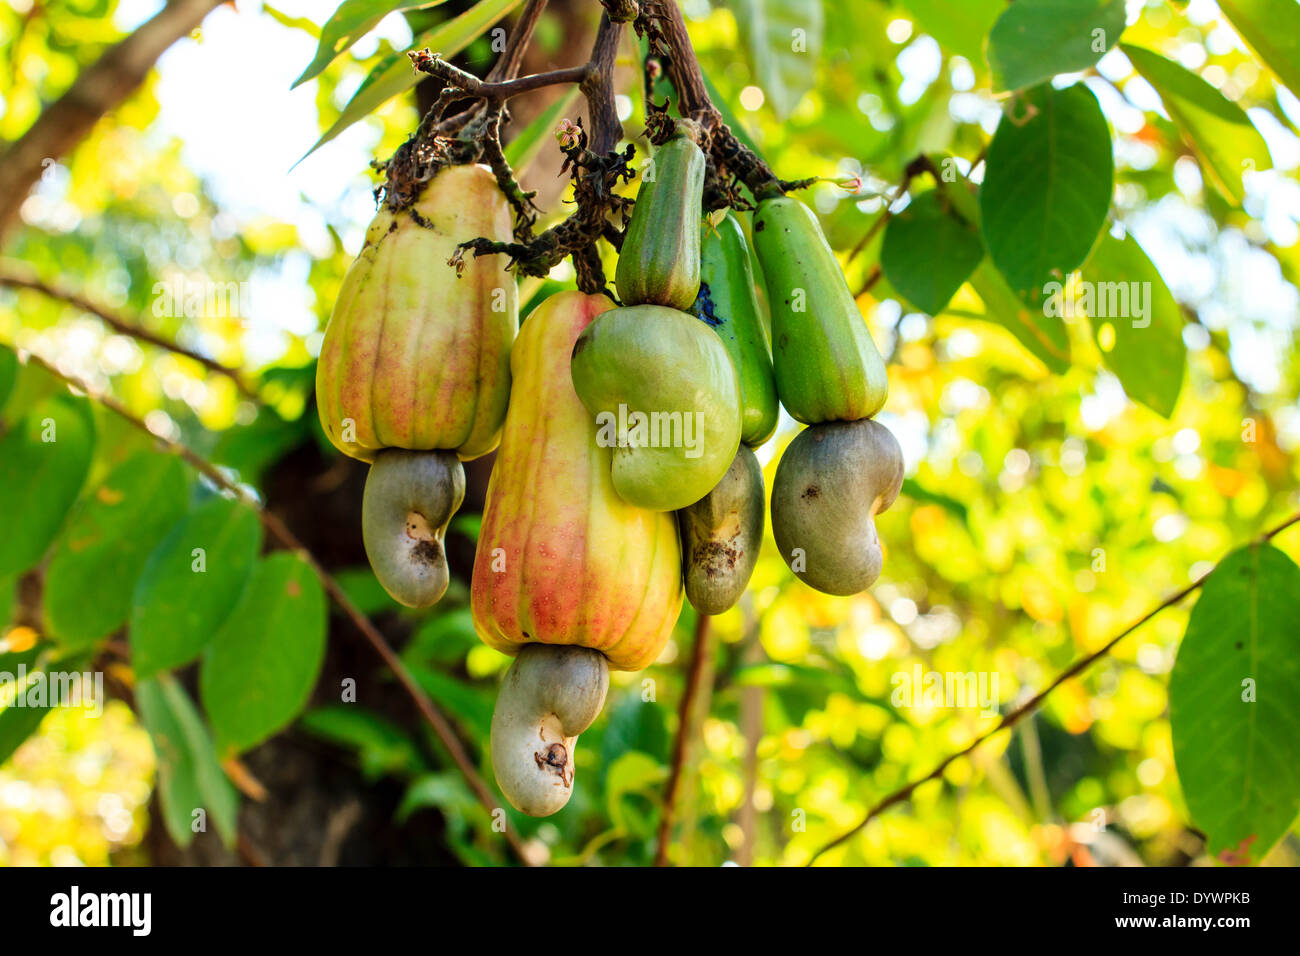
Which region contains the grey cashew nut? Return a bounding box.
[490,644,610,817]
[362,448,465,608]
[771,418,904,596]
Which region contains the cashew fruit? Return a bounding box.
[678,444,764,615]
[570,304,742,512]
[363,448,465,607]
[614,132,705,310]
[770,418,904,595]
[316,163,518,462]
[692,213,779,448]
[472,291,683,672]
[752,196,889,424]
[491,644,609,817]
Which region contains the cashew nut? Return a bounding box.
[362,448,465,608]
[490,643,610,817]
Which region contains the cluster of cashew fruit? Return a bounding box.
[317,122,904,815]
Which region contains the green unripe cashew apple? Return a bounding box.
[615,131,706,310]
[490,644,609,817]
[362,448,465,608]
[771,418,904,595]
[678,444,765,615]
[752,195,889,424]
[314,162,517,608]
[570,304,742,512]
[692,213,779,448]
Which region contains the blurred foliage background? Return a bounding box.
[0,0,1298,866]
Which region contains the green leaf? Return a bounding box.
[967,258,1071,373]
[136,675,240,849]
[503,86,581,173]
[604,751,666,833]
[333,565,402,617]
[881,189,984,315]
[1216,0,1300,99]
[403,607,480,666]
[729,0,825,120]
[1122,43,1272,204]
[921,155,1071,371]
[43,452,189,649]
[130,496,263,679]
[300,705,426,779]
[980,83,1113,300]
[397,771,480,824]
[1169,544,1300,865]
[0,686,52,767]
[211,407,309,486]
[200,553,327,754]
[1078,232,1186,417]
[301,0,523,161]
[900,478,969,525]
[408,663,494,739]
[293,1,446,88]
[0,395,95,578]
[0,651,92,766]
[0,345,17,412]
[898,0,1004,65]
[987,0,1127,92]
[262,3,323,37]
[0,577,13,630]
[600,692,670,769]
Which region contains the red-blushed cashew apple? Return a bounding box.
[362,448,465,608]
[315,163,518,463]
[473,290,684,816]
[490,644,610,817]
[472,291,683,671]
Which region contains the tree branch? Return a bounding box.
[9,346,537,868]
[655,612,712,866]
[413,55,590,103]
[638,0,782,199]
[806,509,1300,865]
[580,12,625,156]
[0,264,257,399]
[0,0,226,246]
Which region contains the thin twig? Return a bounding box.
[413,55,590,102]
[806,509,1300,865]
[855,264,882,298]
[0,266,257,399]
[430,0,549,135]
[846,154,939,266]
[11,346,535,867]
[486,0,548,84]
[655,612,712,866]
